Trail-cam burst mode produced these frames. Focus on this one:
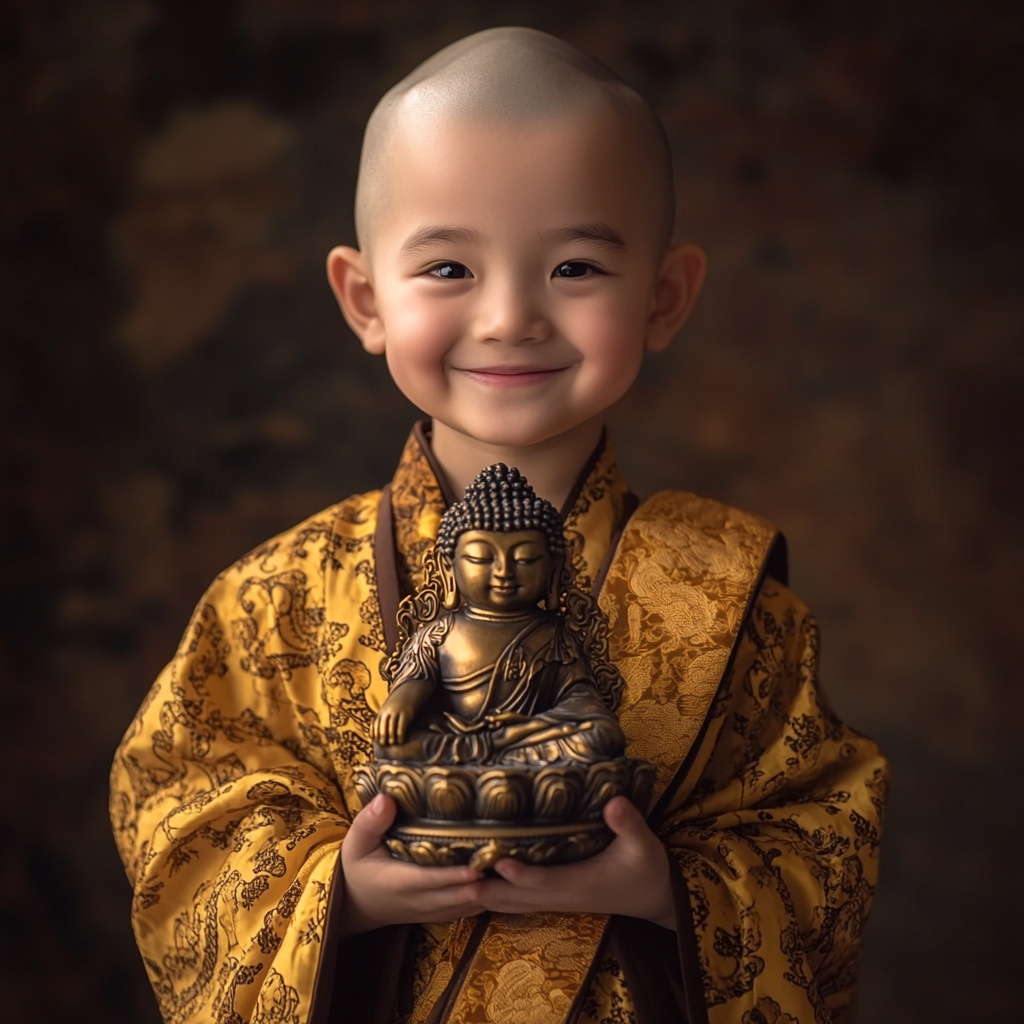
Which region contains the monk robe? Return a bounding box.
[110,423,888,1024]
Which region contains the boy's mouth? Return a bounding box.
[457,366,567,388]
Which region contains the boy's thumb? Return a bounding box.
[345,794,397,859]
[603,795,644,842]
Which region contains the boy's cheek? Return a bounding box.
[375,278,455,329]
[381,304,461,352]
[558,298,646,356]
[569,317,647,382]
[387,355,450,414]
[381,308,461,378]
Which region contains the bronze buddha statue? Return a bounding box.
[355,464,653,869]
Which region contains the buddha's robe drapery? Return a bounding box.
[111,424,887,1024]
[382,609,625,766]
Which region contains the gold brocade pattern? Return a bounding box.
[111,427,886,1024]
[399,918,480,1024]
[110,494,385,1024]
[390,430,448,596]
[599,491,778,801]
[443,913,609,1024]
[561,439,630,593]
[659,579,887,1024]
[576,958,636,1024]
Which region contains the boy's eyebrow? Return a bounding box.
[400,226,482,255]
[554,223,627,254]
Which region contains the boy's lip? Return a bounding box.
[456,366,568,388]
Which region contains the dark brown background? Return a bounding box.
[2,1,1022,1020]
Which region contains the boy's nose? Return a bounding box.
[472,280,550,346]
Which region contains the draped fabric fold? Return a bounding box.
[111,425,886,1024]
[110,491,387,1024]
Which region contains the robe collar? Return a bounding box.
[387,421,637,600]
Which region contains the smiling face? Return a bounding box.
[452,529,552,612]
[333,105,685,450]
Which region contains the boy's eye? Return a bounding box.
[554,261,596,278]
[430,262,471,279]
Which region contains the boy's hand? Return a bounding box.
[478,796,676,930]
[339,794,485,937]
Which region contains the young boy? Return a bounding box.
[111,27,886,1024]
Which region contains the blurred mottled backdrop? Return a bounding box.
[2,1,1022,1020]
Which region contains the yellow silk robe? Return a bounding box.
[111,426,887,1024]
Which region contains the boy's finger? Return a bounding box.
[418,881,486,916]
[386,860,484,890]
[478,878,572,915]
[489,858,556,889]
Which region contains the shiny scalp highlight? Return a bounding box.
[354,27,675,251]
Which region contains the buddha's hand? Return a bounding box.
[484,711,532,727]
[477,796,676,930]
[338,794,485,938]
[490,719,589,751]
[373,680,432,746]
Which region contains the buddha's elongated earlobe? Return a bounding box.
[439,553,460,610]
[545,558,562,611]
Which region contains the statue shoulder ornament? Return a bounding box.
[354,464,654,870]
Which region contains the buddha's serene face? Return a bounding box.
[453,529,552,611]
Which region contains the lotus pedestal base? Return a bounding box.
[354,756,655,869]
[385,817,613,870]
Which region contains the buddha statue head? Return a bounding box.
[436,464,565,614]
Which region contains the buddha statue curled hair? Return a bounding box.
[435,463,565,561]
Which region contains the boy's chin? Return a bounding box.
[435,413,594,450]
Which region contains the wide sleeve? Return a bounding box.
[659,578,888,1024]
[110,498,382,1024]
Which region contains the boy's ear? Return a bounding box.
[644,243,707,353]
[326,246,386,354]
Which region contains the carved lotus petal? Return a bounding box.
[423,768,475,820]
[628,761,656,813]
[413,839,462,864]
[562,830,612,861]
[352,767,378,810]
[583,761,628,814]
[476,770,531,821]
[385,837,410,860]
[376,766,423,818]
[469,840,515,872]
[526,839,554,863]
[533,767,585,821]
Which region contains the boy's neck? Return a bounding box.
[430,416,604,510]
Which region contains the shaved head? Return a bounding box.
[355,27,675,251]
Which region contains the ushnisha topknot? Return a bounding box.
[355,26,675,249]
[436,463,564,562]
